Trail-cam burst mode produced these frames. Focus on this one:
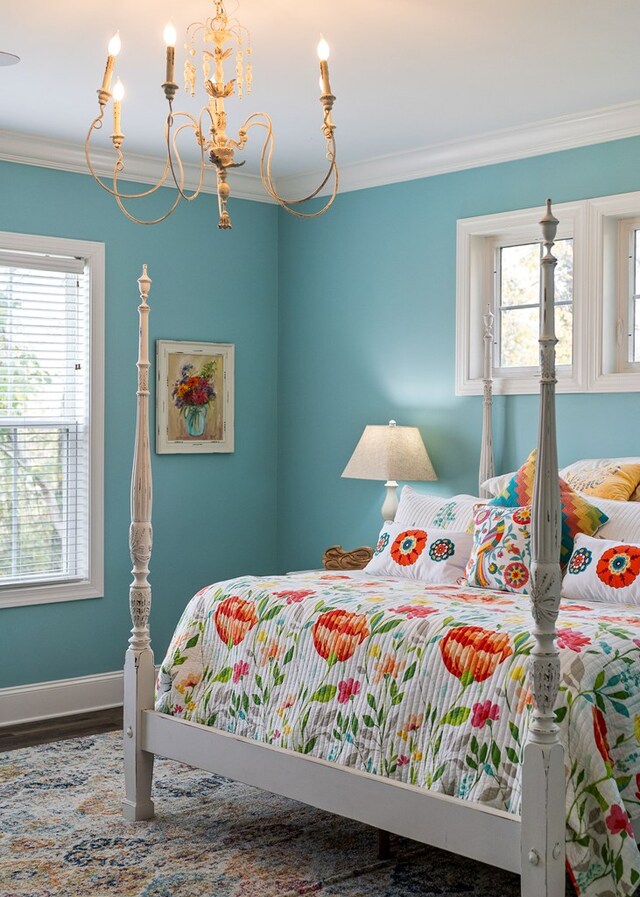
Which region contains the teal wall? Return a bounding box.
[4,135,640,690]
[0,161,279,688]
[276,136,640,573]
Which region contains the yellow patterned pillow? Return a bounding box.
[561,462,640,503]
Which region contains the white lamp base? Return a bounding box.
[381,481,399,521]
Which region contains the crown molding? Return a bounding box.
[2,100,640,205]
[277,100,640,199]
[0,129,272,203]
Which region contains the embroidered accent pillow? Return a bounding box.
[395,486,485,533]
[464,505,532,594]
[490,450,608,566]
[364,521,474,584]
[562,534,640,606]
[559,458,640,502]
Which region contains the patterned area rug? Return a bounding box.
[0,731,570,897]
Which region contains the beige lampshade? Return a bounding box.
[341,420,437,483]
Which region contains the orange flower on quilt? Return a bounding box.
[372,652,406,683]
[439,625,513,684]
[180,671,202,689]
[390,529,427,566]
[596,545,640,589]
[259,639,284,666]
[214,595,259,646]
[312,609,369,663]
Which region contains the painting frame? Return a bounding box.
[156,340,235,454]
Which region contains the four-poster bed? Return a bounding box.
[122,203,640,897]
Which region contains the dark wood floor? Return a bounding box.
[0,706,123,751]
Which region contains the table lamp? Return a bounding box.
[341,420,437,521]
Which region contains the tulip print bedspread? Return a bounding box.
[156,570,640,897]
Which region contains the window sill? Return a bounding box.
[0,579,104,609]
[456,372,584,396]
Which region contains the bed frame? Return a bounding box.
[123,201,565,897]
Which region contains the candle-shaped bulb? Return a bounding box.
[101,31,121,92]
[317,35,330,61]
[164,22,176,84]
[108,32,121,56]
[163,22,177,47]
[113,78,125,101]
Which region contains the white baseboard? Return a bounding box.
[0,670,125,728]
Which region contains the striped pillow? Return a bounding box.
[491,450,608,566]
[579,495,640,542]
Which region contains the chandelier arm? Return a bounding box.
[165,107,207,202]
[267,155,339,218]
[246,114,338,212]
[85,113,173,200]
[112,164,184,226]
[262,125,338,218]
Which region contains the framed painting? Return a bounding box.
[156,340,234,454]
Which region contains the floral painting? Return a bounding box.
[156,340,234,453]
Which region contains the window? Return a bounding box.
[630,227,640,363]
[0,233,104,608]
[456,200,587,395]
[587,191,640,392]
[617,217,640,367]
[495,238,573,371]
[456,192,640,396]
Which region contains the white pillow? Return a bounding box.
[561,458,640,502]
[579,494,640,542]
[365,521,474,583]
[395,486,485,532]
[480,472,515,497]
[562,533,640,605]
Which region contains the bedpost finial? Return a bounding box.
[137,264,152,303]
[540,199,558,245]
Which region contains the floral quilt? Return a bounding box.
[156,571,640,897]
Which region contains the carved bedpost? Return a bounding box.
[520,202,565,897]
[122,264,156,822]
[479,305,495,497]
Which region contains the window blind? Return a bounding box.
[0,249,91,588]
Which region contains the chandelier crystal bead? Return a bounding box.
[86,0,338,230]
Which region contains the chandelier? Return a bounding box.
[86,0,338,230]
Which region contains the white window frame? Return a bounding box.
[617,216,640,370]
[588,192,640,392]
[457,192,640,396]
[0,231,104,609]
[456,201,588,395]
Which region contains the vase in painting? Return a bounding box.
[183,404,207,437]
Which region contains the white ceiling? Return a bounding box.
[2,0,640,180]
